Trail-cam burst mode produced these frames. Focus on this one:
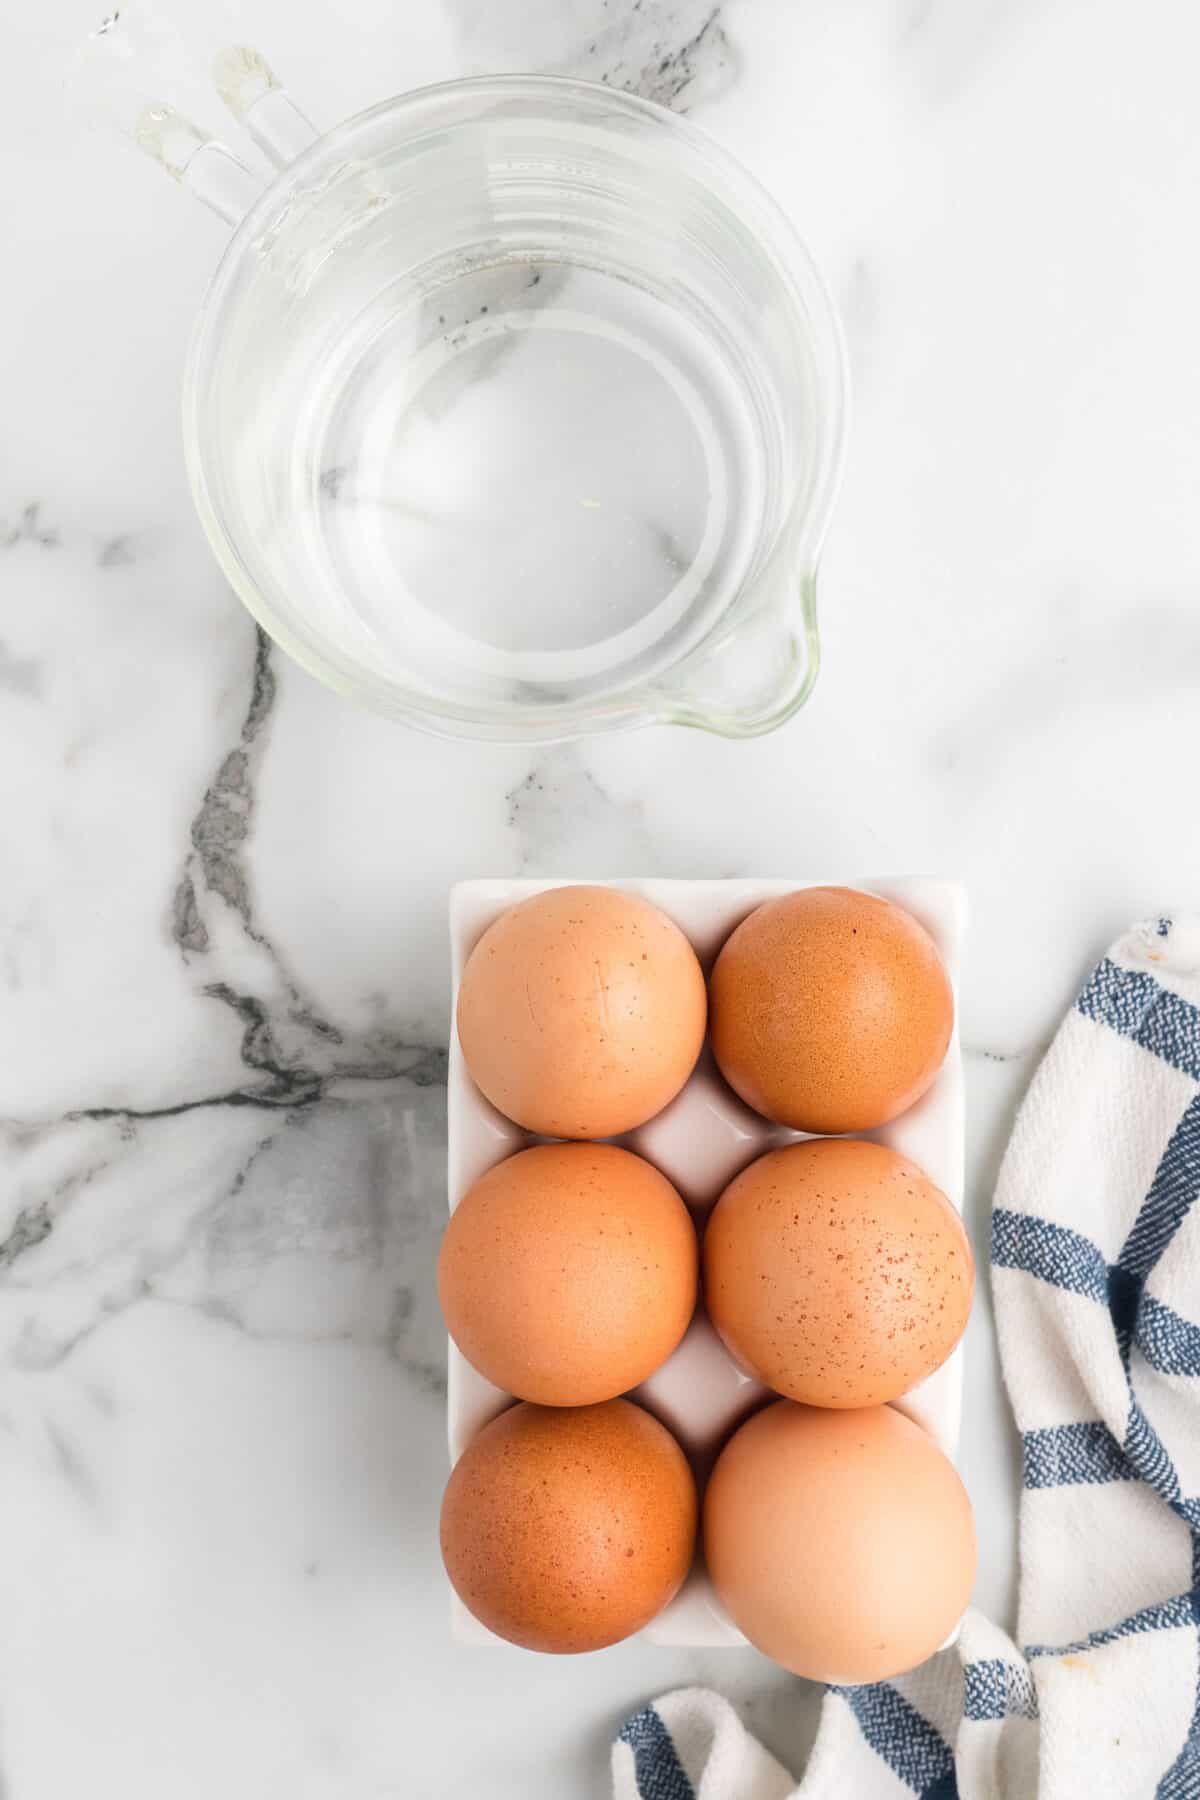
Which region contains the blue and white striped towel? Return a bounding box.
[614,916,1200,1799]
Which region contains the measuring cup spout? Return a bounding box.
[68,4,318,228]
[653,566,823,738]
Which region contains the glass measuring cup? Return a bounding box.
[80,20,847,741]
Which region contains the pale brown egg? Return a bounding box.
[704,1400,975,1682]
[440,1399,697,1652]
[709,886,954,1133]
[704,1138,973,1408]
[439,1143,698,1405]
[456,885,706,1139]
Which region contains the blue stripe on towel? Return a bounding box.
[1027,1592,1200,1659]
[1022,1420,1135,1489]
[1077,959,1200,1080]
[1157,1716,1200,1799]
[1117,1094,1200,1280]
[962,1658,1039,1722]
[617,1707,696,1800]
[992,1210,1110,1303]
[1125,1397,1183,1503]
[830,1683,958,1797]
[1136,1295,1200,1377]
[1158,1550,1200,1794]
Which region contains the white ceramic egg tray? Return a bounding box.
[446,877,966,1649]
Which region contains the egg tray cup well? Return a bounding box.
[446,878,967,1649]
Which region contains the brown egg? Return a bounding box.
[709,886,954,1133]
[456,885,706,1138]
[441,1399,697,1652]
[439,1143,698,1405]
[704,1400,975,1681]
[704,1138,973,1407]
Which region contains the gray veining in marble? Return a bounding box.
[449,0,737,110]
[505,746,662,874]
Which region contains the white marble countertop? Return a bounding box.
[5,1,1200,1793]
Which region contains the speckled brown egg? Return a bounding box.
[709,886,954,1133]
[456,885,706,1139]
[438,1143,698,1406]
[704,1399,976,1682]
[440,1399,697,1653]
[703,1138,973,1408]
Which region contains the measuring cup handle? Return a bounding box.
[658,567,823,738]
[211,46,319,171]
[69,4,318,228]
